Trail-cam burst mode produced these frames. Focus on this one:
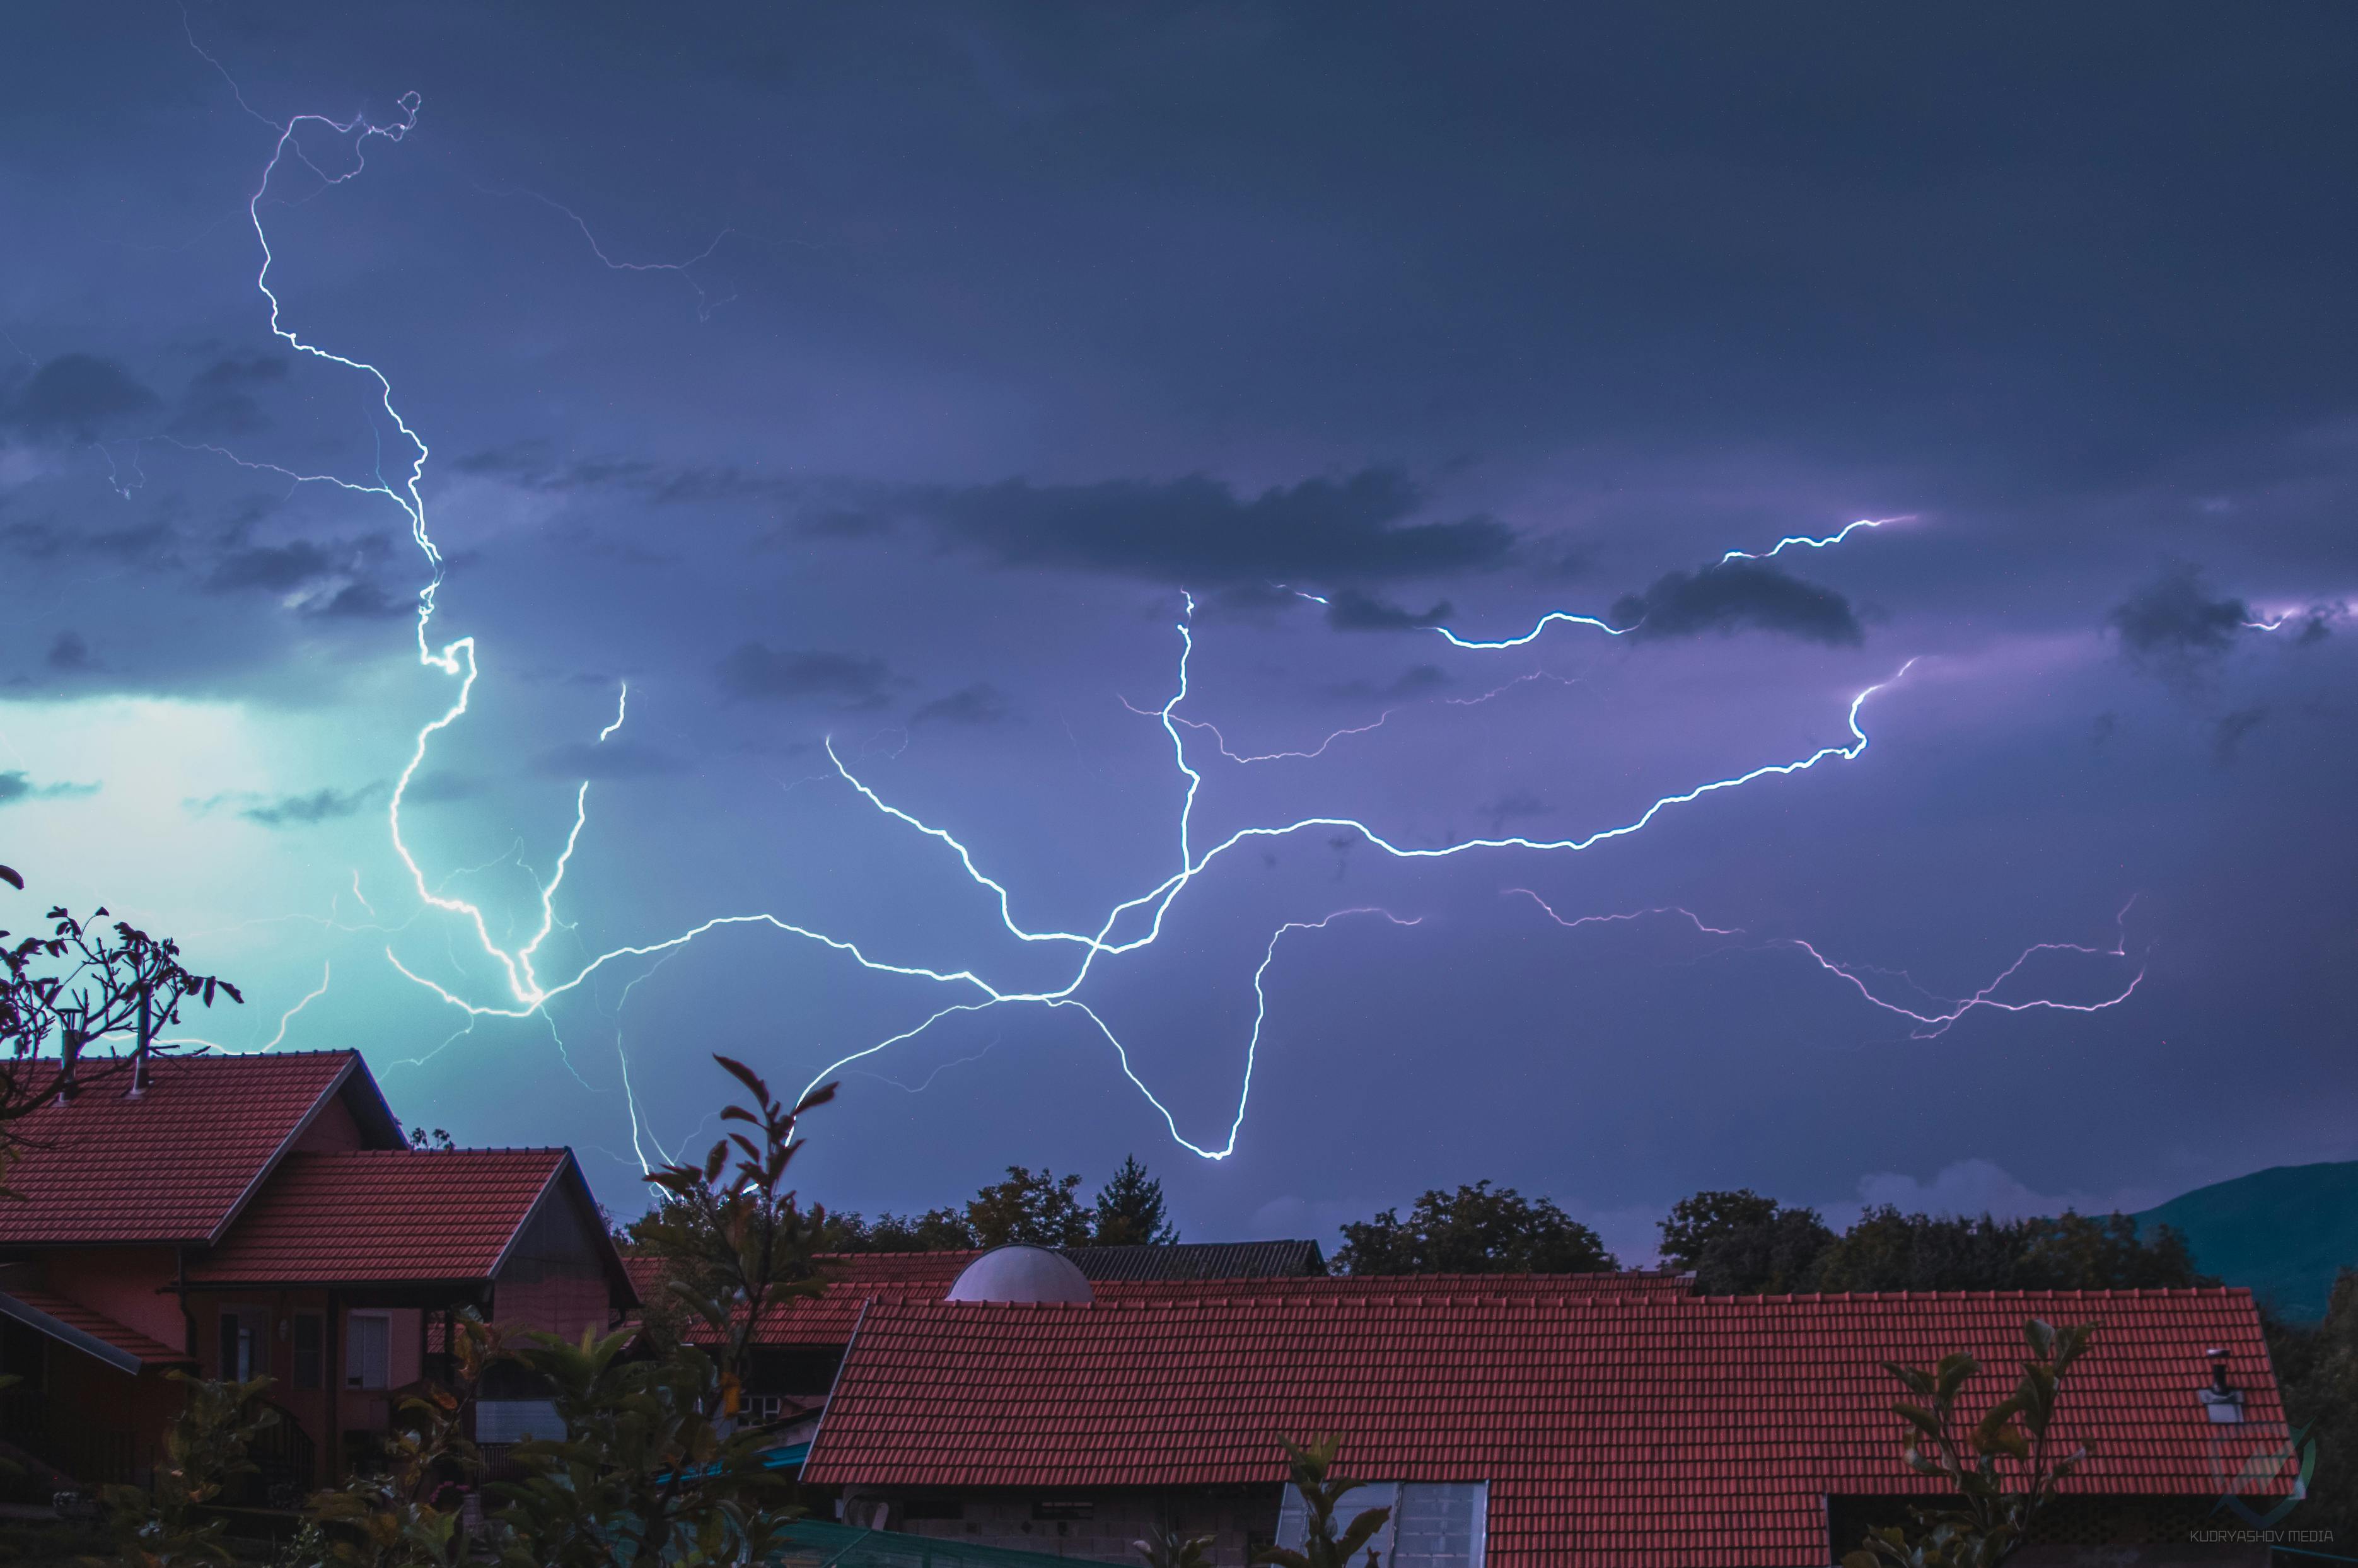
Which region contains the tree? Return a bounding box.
[966,1164,1092,1247]
[1254,1435,1390,1568]
[97,1372,278,1567]
[1658,1188,1781,1267]
[304,1312,505,1568]
[822,1206,979,1252]
[1093,1154,1178,1246]
[2265,1270,2357,1542]
[1333,1181,1616,1274]
[641,1057,836,1419]
[490,1328,794,1568]
[1659,1190,1837,1294]
[1842,1318,2097,1568]
[1,886,243,1191]
[1813,1208,2208,1294]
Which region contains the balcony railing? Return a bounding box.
[0,1386,140,1486]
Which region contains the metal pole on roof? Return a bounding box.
[130,980,152,1098]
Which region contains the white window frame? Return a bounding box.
[346,1311,392,1390]
[1279,1480,1488,1568]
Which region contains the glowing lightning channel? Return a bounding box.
[1425,513,1905,649]
[599,682,629,742]
[1506,888,1745,938]
[1719,514,1913,564]
[186,37,2037,1163]
[1511,887,2144,1041]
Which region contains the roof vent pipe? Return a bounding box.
[2198,1348,2244,1424]
[55,1010,83,1104]
[129,981,152,1099]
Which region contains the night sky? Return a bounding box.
[5,4,2354,1260]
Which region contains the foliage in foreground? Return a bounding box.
[97,1372,277,1568]
[1,868,241,1193]
[1843,1318,2096,1568]
[640,1055,836,1410]
[2265,1269,2358,1540]
[1254,1436,1390,1568]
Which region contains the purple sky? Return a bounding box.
[3,3,2352,1261]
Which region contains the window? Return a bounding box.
[1279,1482,1395,1563]
[292,1315,323,1390]
[346,1313,390,1390]
[216,1310,258,1382]
[1393,1482,1488,1568]
[1277,1482,1487,1568]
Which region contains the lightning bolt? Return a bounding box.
[1719,514,1912,564]
[1509,887,2144,1040]
[175,34,2132,1165]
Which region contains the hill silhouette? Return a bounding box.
[2134,1160,2358,1322]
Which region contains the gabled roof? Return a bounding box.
[644,1247,1695,1346]
[0,1051,398,1247]
[188,1148,632,1300]
[1068,1240,1326,1281]
[0,1279,191,1373]
[801,1287,2289,1568]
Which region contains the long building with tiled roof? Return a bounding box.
[790,1246,2292,1568]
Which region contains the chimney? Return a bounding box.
[2198,1348,2245,1424]
[129,980,152,1098]
[55,1010,83,1104]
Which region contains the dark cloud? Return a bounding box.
[1611,561,1864,646]
[306,580,412,620]
[2213,706,2269,764]
[533,739,687,779]
[0,770,98,806]
[45,632,94,672]
[715,643,893,707]
[1325,589,1453,632]
[2108,561,2250,675]
[206,540,335,593]
[912,682,1012,727]
[227,782,386,828]
[2,354,159,436]
[912,469,1513,586]
[172,353,289,437]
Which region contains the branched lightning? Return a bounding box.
[1510,886,2145,1040]
[1506,888,1745,938]
[181,31,2136,1163]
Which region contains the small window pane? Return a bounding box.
[292,1315,323,1390]
[1277,1480,1396,1564]
[347,1314,390,1390]
[1394,1482,1488,1568]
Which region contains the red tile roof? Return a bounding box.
[649,1250,1689,1345]
[801,1288,2289,1568]
[188,1149,572,1286]
[0,1052,383,1246]
[0,1279,190,1371]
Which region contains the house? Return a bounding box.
[0,1049,636,1494]
[793,1245,2295,1568]
[634,1242,1690,1421]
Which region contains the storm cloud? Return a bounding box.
[1611,562,1864,646]
[2108,562,2251,675]
[910,470,1513,587]
[716,644,894,707]
[2,354,159,436]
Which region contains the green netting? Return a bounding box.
[771,1518,1108,1568]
